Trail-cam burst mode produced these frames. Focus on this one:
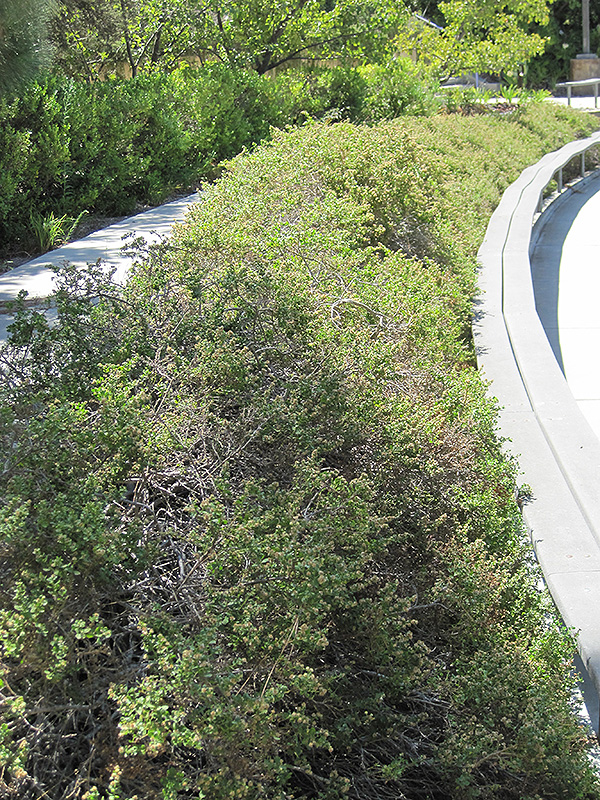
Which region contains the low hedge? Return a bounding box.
[0,103,599,799]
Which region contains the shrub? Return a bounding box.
[272,62,440,124]
[0,68,279,251]
[0,78,71,247]
[1,106,599,799]
[358,60,441,119]
[0,59,443,254]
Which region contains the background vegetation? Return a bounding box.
[527,0,600,87]
[1,0,563,98]
[52,0,406,77]
[49,0,548,80]
[0,0,54,94]
[1,99,599,800]
[0,60,437,255]
[401,0,550,79]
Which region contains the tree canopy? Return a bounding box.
[51,0,195,77]
[51,0,407,77]
[404,0,550,77]
[191,0,405,74]
[49,0,555,80]
[0,0,55,93]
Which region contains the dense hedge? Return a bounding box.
[0,60,437,254]
[1,103,599,799]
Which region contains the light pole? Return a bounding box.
[583,0,591,55]
[571,0,599,84]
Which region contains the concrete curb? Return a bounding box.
[475,131,600,726]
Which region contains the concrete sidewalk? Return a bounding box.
[0,192,201,344]
[531,175,600,440]
[548,95,600,112]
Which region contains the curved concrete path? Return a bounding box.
[475,132,600,735]
[0,192,201,344]
[531,176,600,439]
[530,174,600,728]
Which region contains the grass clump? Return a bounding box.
[0,103,599,799]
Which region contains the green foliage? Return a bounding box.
[358,60,441,119]
[50,0,201,78]
[527,0,600,87]
[1,104,599,799]
[0,60,440,254]
[51,0,406,77]
[49,0,553,83]
[0,0,54,94]
[274,61,441,122]
[439,85,550,116]
[440,0,549,74]
[50,0,124,79]
[29,208,87,252]
[400,0,551,78]
[0,67,273,248]
[190,0,406,74]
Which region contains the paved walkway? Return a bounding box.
[527,167,600,736]
[0,193,201,344]
[531,175,600,440]
[549,95,600,111]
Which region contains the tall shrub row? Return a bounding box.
[0,60,438,253]
[0,67,274,250]
[1,104,599,799]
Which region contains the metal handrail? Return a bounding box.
[555,76,600,107]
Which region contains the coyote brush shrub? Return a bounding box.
[0,105,599,799]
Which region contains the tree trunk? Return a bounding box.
[151,27,163,64]
[255,50,273,74]
[119,0,137,77]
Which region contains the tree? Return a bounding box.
[401,0,550,78]
[51,0,406,78]
[115,0,203,77]
[51,0,197,78]
[439,0,549,74]
[190,0,406,75]
[50,0,123,78]
[0,0,54,93]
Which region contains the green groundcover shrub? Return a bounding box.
[0,103,599,800]
[0,60,439,255]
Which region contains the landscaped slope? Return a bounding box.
[1,102,599,800]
